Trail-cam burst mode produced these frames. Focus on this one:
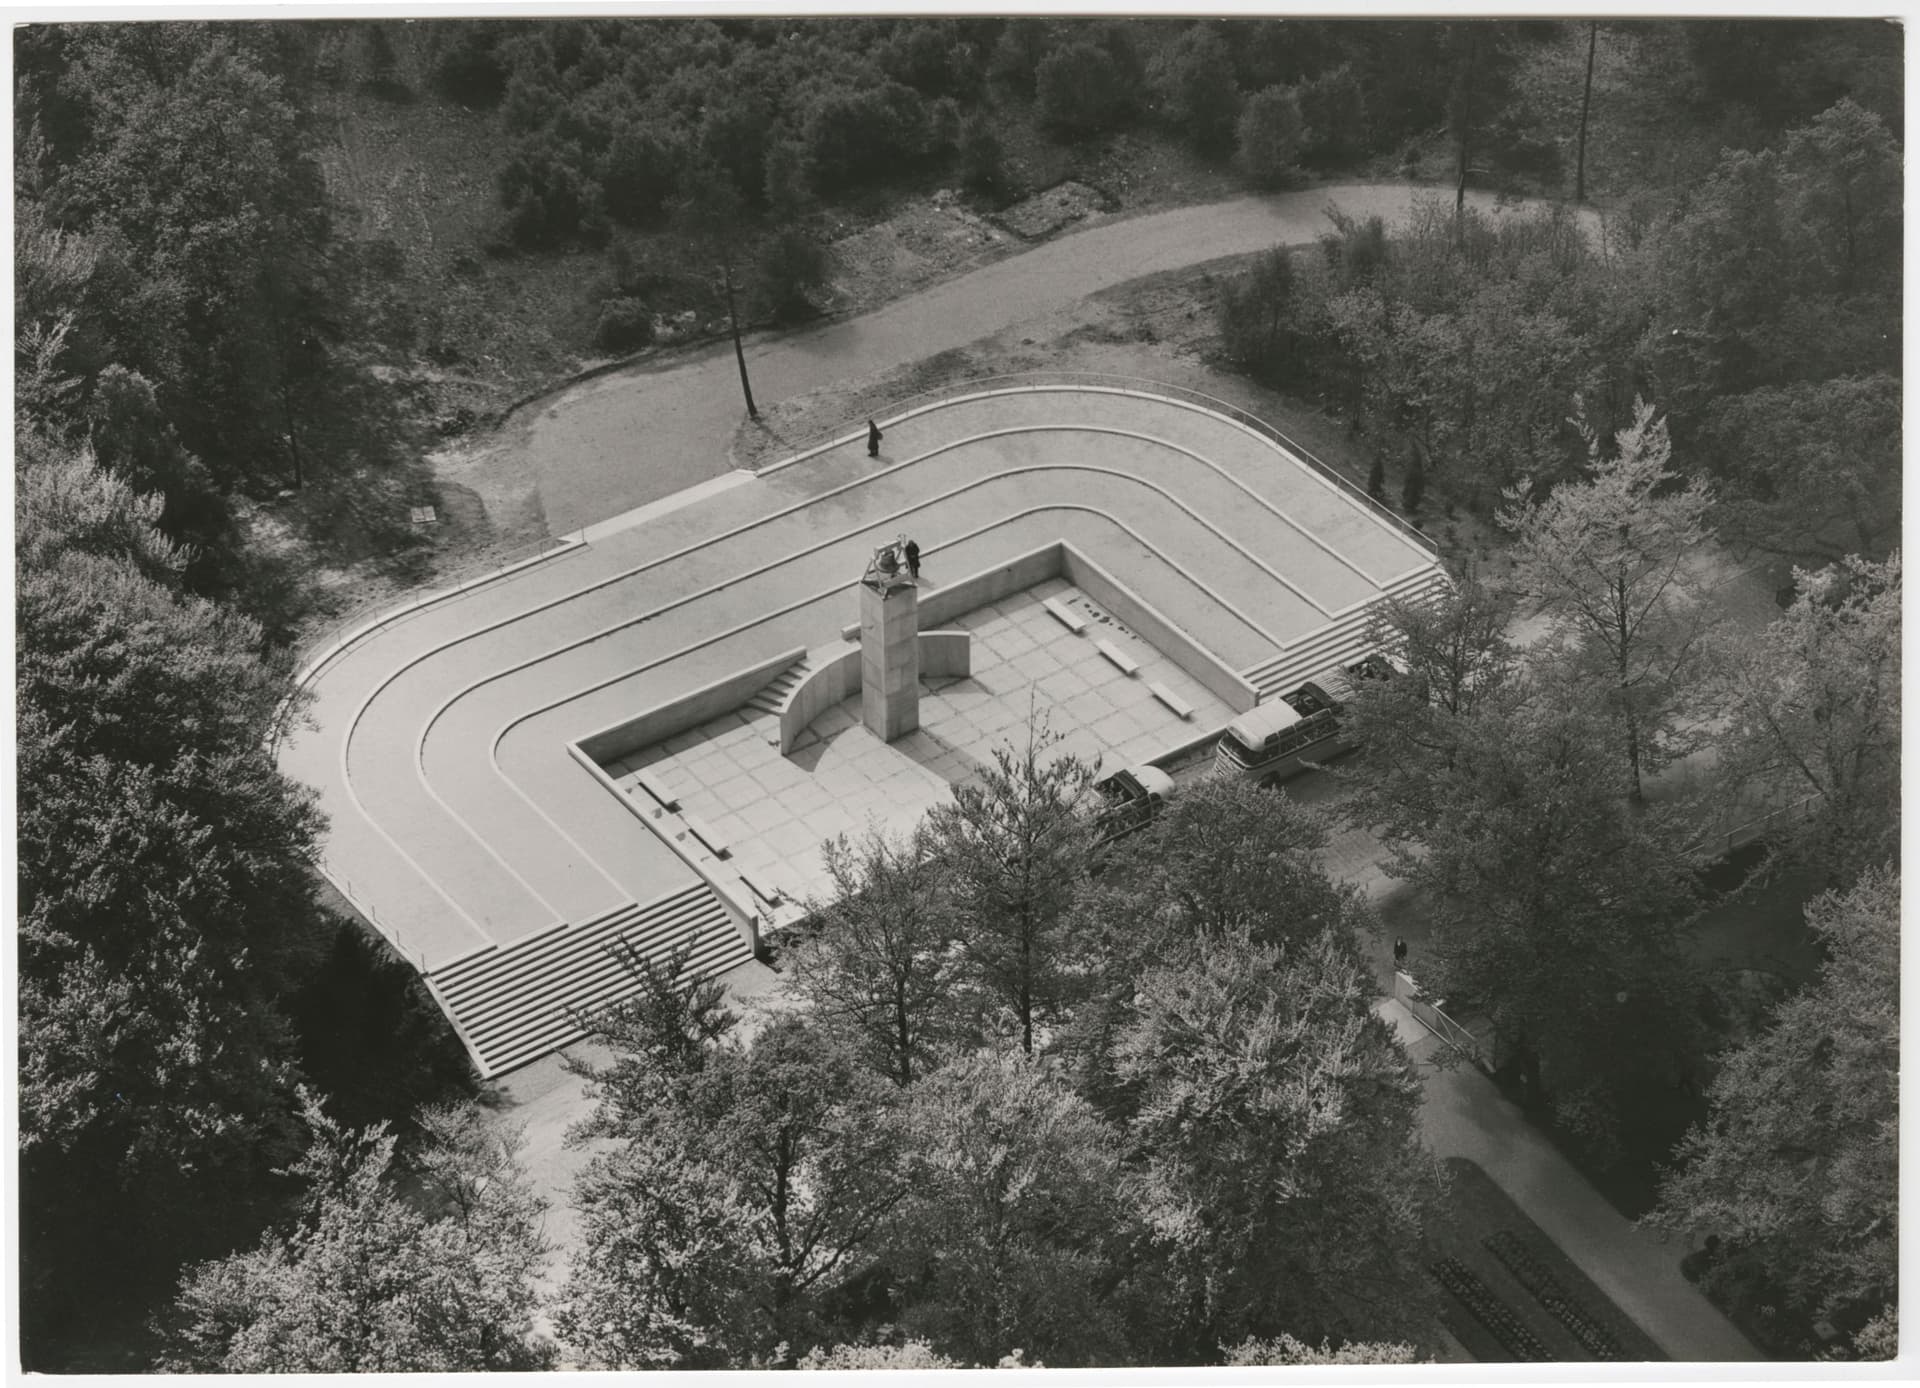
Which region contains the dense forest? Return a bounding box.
[13,15,1902,1369]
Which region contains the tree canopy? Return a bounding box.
[1649,869,1898,1337]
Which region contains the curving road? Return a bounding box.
[525,183,1549,533]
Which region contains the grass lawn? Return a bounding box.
[1425,1157,1667,1363]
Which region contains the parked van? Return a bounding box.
[1214,660,1382,782]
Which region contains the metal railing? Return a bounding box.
[1395,969,1490,1070]
[1688,791,1821,862]
[288,530,585,683]
[266,530,588,759]
[760,370,1441,558]
[317,857,431,975]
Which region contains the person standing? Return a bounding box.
[1393,938,1409,971]
[867,418,883,457]
[903,538,920,579]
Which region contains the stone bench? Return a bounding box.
[633,768,680,810]
[681,812,730,859]
[1149,681,1195,720]
[1095,637,1140,676]
[1042,596,1087,634]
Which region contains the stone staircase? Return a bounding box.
[1241,566,1451,701]
[745,654,811,718]
[425,883,751,1078]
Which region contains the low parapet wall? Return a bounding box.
[1059,543,1260,714]
[781,641,859,755]
[578,645,806,764]
[778,631,972,754]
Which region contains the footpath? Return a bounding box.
[1381,999,1764,1362]
[520,182,1595,533]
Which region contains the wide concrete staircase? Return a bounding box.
[425,883,751,1078]
[1241,565,1451,701]
[745,654,812,718]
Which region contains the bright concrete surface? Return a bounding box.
[1382,999,1764,1363]
[279,383,1440,976]
[527,184,1593,531]
[608,578,1231,909]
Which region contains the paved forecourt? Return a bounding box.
[278,381,1443,1073]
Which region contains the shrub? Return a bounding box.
[602,122,681,226]
[988,18,1049,97]
[498,132,598,248]
[1235,85,1307,189]
[431,21,509,107]
[1298,64,1367,165]
[1148,24,1242,154]
[754,229,827,324]
[956,114,1005,195]
[1217,248,1307,387]
[1035,41,1126,138]
[802,81,929,192]
[593,296,654,354]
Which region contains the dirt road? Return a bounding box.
[522,182,1583,534]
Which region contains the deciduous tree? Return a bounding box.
[1648,868,1898,1331]
[787,825,962,1086]
[923,719,1100,1055]
[561,1017,909,1366]
[1113,927,1443,1356]
[1500,397,1714,800]
[882,1050,1136,1366]
[1711,552,1900,886]
[165,1092,552,1372]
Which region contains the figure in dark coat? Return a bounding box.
[1393,938,1409,971]
[903,539,920,579]
[867,418,882,457]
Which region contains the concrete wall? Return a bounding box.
[578,645,806,763]
[775,632,971,753]
[919,629,971,679]
[780,641,861,754]
[562,741,758,953]
[840,544,1066,643]
[1059,544,1260,714]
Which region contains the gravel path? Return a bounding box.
[522,182,1585,533]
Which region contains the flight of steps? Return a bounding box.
[745,654,811,718]
[425,883,751,1078]
[1241,566,1451,701]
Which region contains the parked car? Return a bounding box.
[1093,763,1176,841]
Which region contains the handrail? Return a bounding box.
[756,370,1441,557]
[266,529,588,759]
[1688,791,1821,862]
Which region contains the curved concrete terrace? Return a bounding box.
[278,381,1446,1070]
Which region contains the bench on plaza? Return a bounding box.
[681,812,731,859]
[1149,681,1195,720]
[1095,637,1140,676]
[633,768,680,810]
[1041,596,1087,634]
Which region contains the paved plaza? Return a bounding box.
[607,578,1231,913]
[278,380,1445,1073]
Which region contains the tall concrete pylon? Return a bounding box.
[859,542,919,742]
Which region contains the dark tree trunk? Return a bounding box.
[722,256,757,419]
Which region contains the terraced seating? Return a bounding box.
[1239,567,1450,701]
[426,883,749,1077]
[1430,1255,1555,1362]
